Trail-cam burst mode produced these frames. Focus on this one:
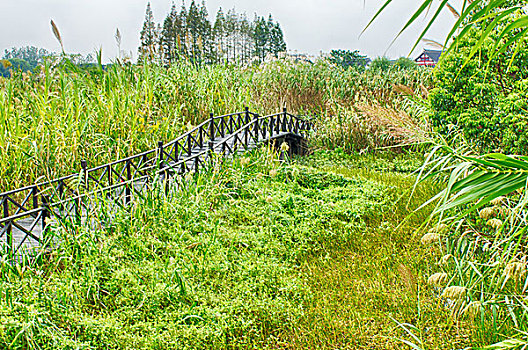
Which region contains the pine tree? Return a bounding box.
[138,1,287,66]
[161,3,179,65]
[213,8,226,63]
[179,1,188,57]
[198,1,212,64]
[270,22,286,57]
[187,0,200,63]
[253,16,269,62]
[239,14,252,63]
[224,9,238,62]
[138,3,158,63]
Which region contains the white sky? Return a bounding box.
[0,0,458,62]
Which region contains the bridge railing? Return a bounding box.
[0,108,312,257]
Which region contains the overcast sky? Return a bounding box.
[0,0,457,62]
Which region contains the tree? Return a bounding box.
[369,56,391,71]
[3,46,51,67]
[139,1,288,65]
[213,8,226,62]
[392,57,416,70]
[327,50,369,70]
[270,22,287,57]
[253,16,269,62]
[138,3,158,63]
[186,0,201,62]
[0,58,31,77]
[161,3,181,65]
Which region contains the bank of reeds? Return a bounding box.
[0,59,430,191]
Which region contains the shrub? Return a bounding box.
[429,21,528,153]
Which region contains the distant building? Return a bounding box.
[415,49,443,67]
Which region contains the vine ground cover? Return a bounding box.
[0,150,476,349]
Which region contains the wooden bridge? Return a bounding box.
[0,109,312,257]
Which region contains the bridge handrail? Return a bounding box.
[0,108,312,255]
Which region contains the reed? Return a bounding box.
[0,59,430,191]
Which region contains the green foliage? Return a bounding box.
[3,46,51,67]
[0,150,404,349]
[0,59,430,192]
[393,57,417,71]
[327,49,370,71]
[0,46,54,77]
[366,0,527,63]
[0,58,31,77]
[413,140,528,347]
[138,2,158,63]
[369,56,392,71]
[428,25,528,153]
[148,1,287,65]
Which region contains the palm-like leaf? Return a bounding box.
[366,0,527,65]
[417,145,528,222]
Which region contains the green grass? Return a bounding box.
[0,149,477,349]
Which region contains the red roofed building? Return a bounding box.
[415,49,443,67]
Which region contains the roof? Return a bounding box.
[421,49,443,62]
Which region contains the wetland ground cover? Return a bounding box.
[0,149,475,349]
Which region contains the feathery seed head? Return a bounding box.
[269,169,278,177]
[487,218,503,230]
[421,232,440,245]
[430,223,448,233]
[265,196,273,203]
[427,272,448,286]
[499,207,511,217]
[463,301,482,318]
[441,286,466,299]
[490,196,506,207]
[280,142,290,152]
[503,261,526,281]
[440,254,453,265]
[479,207,495,220]
[240,157,250,166]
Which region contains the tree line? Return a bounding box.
[138,1,287,65]
[0,46,96,77]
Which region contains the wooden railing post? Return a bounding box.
[125,160,131,206]
[220,118,225,138]
[209,113,215,141]
[81,160,88,191]
[3,196,12,255]
[158,141,164,171]
[244,107,250,147]
[159,141,169,195]
[282,107,287,132]
[245,107,250,124]
[253,114,260,142]
[32,186,38,212]
[194,156,199,173]
[187,134,192,156]
[42,194,50,243]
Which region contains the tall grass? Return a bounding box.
[0,148,473,349]
[0,59,430,191]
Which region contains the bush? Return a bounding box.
[429,22,528,153]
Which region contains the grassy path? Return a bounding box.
[0,150,473,349]
[288,153,472,348]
